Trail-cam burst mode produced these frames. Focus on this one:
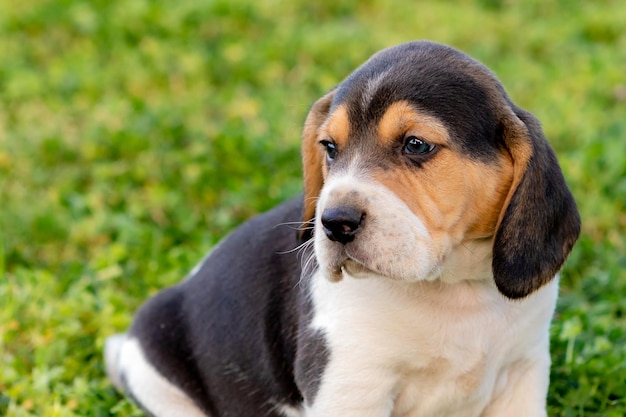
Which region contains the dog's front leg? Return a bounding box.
[481,354,551,417]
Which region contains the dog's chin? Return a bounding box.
[326,258,380,282]
[343,259,377,278]
[322,253,443,284]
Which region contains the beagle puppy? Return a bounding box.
[105,41,580,417]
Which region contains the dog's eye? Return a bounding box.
[403,136,435,155]
[320,140,338,161]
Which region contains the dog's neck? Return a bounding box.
[436,237,495,286]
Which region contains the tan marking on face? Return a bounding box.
[374,146,514,245]
[372,101,514,243]
[321,104,350,148]
[377,101,450,147]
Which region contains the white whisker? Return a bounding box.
[277,238,313,255]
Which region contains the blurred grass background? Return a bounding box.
[0,0,624,415]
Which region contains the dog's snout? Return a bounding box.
[321,206,365,244]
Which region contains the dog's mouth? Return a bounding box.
[328,256,377,281]
[318,233,386,281]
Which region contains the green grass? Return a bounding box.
[1,0,624,415]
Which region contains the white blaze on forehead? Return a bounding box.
[360,70,390,111]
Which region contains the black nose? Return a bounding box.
[321,206,365,244]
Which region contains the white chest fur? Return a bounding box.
[303,272,558,417]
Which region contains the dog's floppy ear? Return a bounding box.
[301,89,336,237]
[493,108,580,299]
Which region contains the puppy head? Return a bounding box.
[302,41,580,299]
